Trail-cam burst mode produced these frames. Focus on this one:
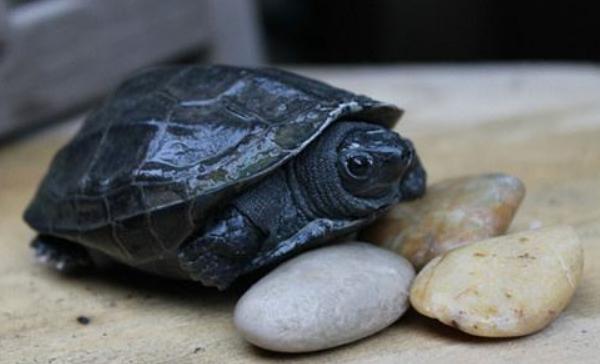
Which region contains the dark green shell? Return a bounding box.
[24,65,401,274]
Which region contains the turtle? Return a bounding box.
[24,65,426,290]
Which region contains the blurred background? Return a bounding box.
[0,0,598,142]
[263,0,600,63]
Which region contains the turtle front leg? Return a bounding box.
[31,235,94,272]
[177,207,264,290]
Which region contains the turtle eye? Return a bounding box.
[345,153,374,179]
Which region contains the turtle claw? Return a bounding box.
[31,236,93,273]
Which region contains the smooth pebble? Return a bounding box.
[234,242,415,352]
[410,226,583,337]
[361,173,525,269]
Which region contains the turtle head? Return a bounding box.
[338,126,415,199]
[295,121,426,219]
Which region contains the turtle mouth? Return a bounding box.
[383,141,415,183]
[396,153,427,201]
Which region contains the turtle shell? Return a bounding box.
[24,65,401,274]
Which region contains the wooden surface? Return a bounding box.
[1,64,599,363]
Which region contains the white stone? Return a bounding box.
[234,242,415,352]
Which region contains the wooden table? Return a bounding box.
[1,64,599,363]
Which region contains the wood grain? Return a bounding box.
[1,64,599,363]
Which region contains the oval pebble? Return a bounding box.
[410,226,583,337]
[361,173,525,269]
[234,242,415,353]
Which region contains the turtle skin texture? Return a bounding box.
[24,65,425,287]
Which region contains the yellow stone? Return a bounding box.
[361,173,525,269]
[409,226,584,337]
